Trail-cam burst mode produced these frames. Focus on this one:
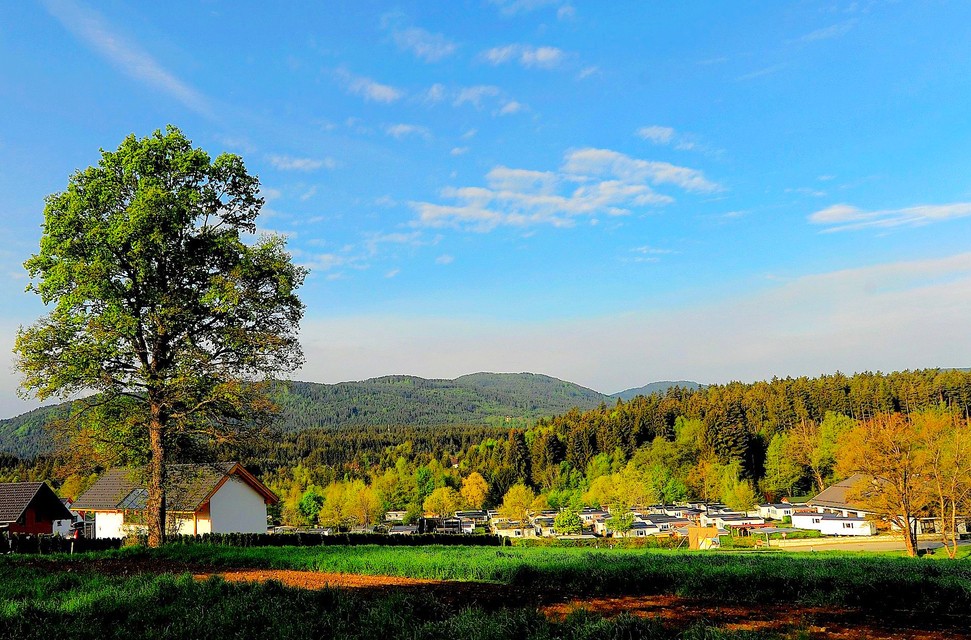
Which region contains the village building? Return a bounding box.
[0,482,74,535]
[72,462,277,539]
[790,511,876,536]
[757,503,798,520]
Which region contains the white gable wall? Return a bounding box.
[208,475,268,534]
[95,511,124,538]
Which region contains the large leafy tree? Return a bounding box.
[15,127,306,546]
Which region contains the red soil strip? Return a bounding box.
[542,595,971,640]
[193,568,445,590]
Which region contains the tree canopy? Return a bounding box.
[15,126,305,545]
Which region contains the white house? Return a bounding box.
[757,503,796,520]
[72,462,277,539]
[791,511,876,536]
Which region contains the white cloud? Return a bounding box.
[498,100,526,115]
[422,83,447,103]
[393,27,457,62]
[41,0,213,118]
[385,268,401,278]
[809,202,971,232]
[266,155,337,171]
[798,20,856,43]
[336,68,403,103]
[364,231,424,256]
[483,44,565,69]
[562,148,719,192]
[385,124,431,139]
[488,0,563,16]
[577,66,600,80]
[294,252,971,396]
[450,147,469,156]
[453,85,501,108]
[435,254,454,265]
[409,147,716,231]
[300,186,318,201]
[636,125,676,145]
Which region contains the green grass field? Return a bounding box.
[2,565,795,640]
[20,543,971,615]
[4,544,970,639]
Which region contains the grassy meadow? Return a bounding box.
[2,564,800,640]
[14,544,971,615]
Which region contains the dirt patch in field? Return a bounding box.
[542,595,971,640]
[194,568,445,590]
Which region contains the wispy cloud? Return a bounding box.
[335,68,403,103]
[629,246,675,263]
[636,126,675,145]
[409,148,717,231]
[453,85,502,108]
[41,0,213,118]
[385,123,431,139]
[797,19,857,43]
[737,64,786,81]
[482,44,565,69]
[498,100,526,115]
[266,154,337,171]
[577,66,600,80]
[435,254,455,265]
[809,202,971,232]
[488,0,566,16]
[636,125,718,154]
[392,26,457,62]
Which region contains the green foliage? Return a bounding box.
[553,509,583,535]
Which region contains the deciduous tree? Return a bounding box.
[499,483,535,535]
[460,471,489,509]
[15,127,305,546]
[836,413,932,557]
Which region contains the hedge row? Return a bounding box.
[0,534,122,554]
[166,532,506,547]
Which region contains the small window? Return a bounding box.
[843,522,854,529]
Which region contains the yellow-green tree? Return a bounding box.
[460,472,489,509]
[499,483,535,534]
[836,413,932,557]
[423,486,460,519]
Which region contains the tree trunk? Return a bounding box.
[147,404,167,548]
[900,510,918,558]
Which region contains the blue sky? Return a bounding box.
[2,0,971,418]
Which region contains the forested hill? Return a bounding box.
[272,373,609,432]
[611,380,703,401]
[0,373,611,457]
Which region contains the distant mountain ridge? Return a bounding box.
[610,380,704,401]
[0,373,699,458]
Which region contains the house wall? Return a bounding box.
[208,476,268,534]
[819,519,876,536]
[95,512,125,538]
[8,507,54,535]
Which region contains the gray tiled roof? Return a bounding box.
[0,482,73,524]
[808,474,868,511]
[73,462,244,512]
